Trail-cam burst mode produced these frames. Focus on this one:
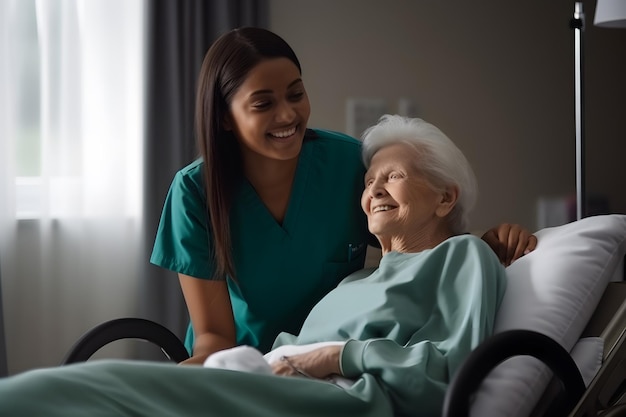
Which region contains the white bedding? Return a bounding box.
[204,341,356,388]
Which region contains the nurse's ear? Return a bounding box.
[223,113,233,131]
[435,186,459,218]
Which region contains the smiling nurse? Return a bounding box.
[149,26,537,365]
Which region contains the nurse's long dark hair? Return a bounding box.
[195,27,302,280]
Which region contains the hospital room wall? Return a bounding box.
[268,0,626,233]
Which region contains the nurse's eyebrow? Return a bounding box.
[249,78,303,97]
[287,78,303,88]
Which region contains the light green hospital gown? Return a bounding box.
[0,235,506,417]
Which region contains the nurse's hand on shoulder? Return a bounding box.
[481,223,537,267]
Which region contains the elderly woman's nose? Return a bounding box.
[368,178,386,198]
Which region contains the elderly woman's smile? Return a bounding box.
[372,205,396,213]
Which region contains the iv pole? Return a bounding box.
[570,2,586,220]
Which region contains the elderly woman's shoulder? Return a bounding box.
[441,234,499,258]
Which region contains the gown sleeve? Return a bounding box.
[339,238,507,416]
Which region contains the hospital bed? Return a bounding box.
[63,214,626,417]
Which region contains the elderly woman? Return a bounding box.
[0,115,506,417]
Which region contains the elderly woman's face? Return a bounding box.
[361,143,445,238]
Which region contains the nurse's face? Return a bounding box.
[226,57,311,163]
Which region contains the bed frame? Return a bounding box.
[442,279,626,417]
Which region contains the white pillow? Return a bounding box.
[570,337,604,387]
[470,214,626,417]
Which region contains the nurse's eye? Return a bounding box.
[289,91,305,102]
[251,100,272,110]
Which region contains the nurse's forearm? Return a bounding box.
[179,333,236,365]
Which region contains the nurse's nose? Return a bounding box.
[275,100,296,123]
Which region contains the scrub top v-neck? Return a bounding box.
[150,129,370,353]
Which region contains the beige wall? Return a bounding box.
[268,0,626,233]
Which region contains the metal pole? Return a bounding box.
[571,2,586,220]
[0,260,7,376]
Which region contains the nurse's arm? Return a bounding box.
[178,273,237,365]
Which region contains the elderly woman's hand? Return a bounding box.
[481,223,537,267]
[271,346,342,380]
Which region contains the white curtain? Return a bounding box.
[0,0,146,375]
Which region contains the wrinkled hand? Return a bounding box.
[481,223,537,267]
[271,346,341,380]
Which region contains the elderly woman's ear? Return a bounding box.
[435,186,459,218]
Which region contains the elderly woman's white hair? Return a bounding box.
[361,114,478,234]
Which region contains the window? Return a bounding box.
[2,0,145,220]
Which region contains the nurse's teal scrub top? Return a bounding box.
[150,129,371,353]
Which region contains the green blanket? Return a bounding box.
[0,235,505,417]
